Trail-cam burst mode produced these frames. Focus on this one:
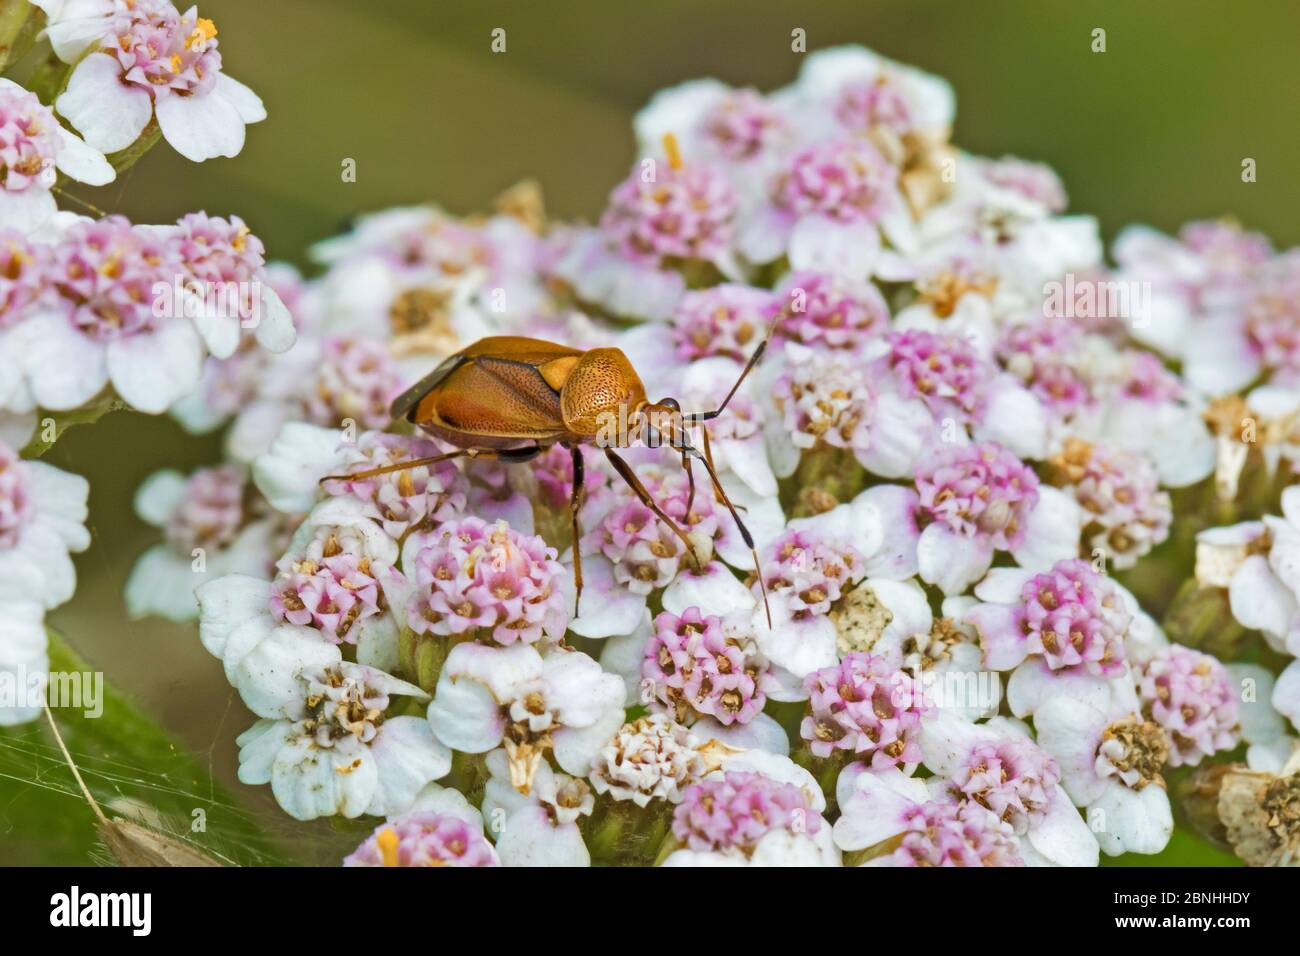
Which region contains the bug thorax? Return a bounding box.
[560,348,648,442]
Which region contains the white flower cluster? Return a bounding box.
[0,0,273,724]
[102,43,1300,866]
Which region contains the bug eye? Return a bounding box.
[658,397,680,411]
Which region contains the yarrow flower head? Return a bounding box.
[915,441,1038,550]
[599,157,736,266]
[588,714,707,807]
[0,79,113,231]
[759,528,864,618]
[800,652,927,765]
[1050,438,1172,569]
[166,211,295,356]
[302,335,402,430]
[670,284,778,362]
[973,558,1130,677]
[321,432,469,539]
[159,465,242,554]
[53,1,267,162]
[271,549,383,645]
[1135,645,1240,767]
[776,138,896,224]
[344,811,500,867]
[405,517,568,645]
[1244,253,1300,385]
[22,214,220,414]
[883,801,1023,867]
[997,319,1092,418]
[582,459,723,593]
[942,737,1061,834]
[672,771,823,854]
[773,351,873,453]
[774,270,889,351]
[699,88,786,160]
[643,607,773,727]
[881,328,990,425]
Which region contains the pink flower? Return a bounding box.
[163,464,246,554]
[672,771,822,854]
[915,441,1039,550]
[700,89,786,160]
[759,528,864,619]
[19,215,206,413]
[670,284,779,362]
[0,232,41,329]
[969,558,1130,677]
[1054,440,1171,569]
[166,212,295,357]
[977,156,1067,213]
[405,517,568,646]
[531,445,606,511]
[1135,645,1240,767]
[881,328,991,426]
[941,737,1061,834]
[773,270,889,351]
[0,79,113,231]
[644,607,773,726]
[53,2,266,162]
[833,77,914,135]
[800,653,927,765]
[776,139,896,225]
[997,319,1091,418]
[344,811,499,867]
[321,432,468,539]
[883,802,1023,867]
[773,351,874,453]
[271,551,384,645]
[301,335,403,431]
[600,161,736,267]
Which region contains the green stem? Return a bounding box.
[108,119,162,174]
[0,1,40,74]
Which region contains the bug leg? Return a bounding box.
[698,426,771,628]
[320,450,471,483]
[680,449,697,520]
[569,446,585,618]
[604,448,702,571]
[321,444,543,484]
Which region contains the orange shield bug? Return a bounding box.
[325,328,776,626]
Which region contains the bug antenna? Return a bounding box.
[684,308,784,427]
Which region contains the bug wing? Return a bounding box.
[389,353,467,421]
[391,338,583,423]
[420,355,567,440]
[459,336,583,364]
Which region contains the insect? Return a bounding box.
[324,327,776,625]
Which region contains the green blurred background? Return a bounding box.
[13,0,1300,864]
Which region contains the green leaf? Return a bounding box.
[0,632,298,866]
[21,391,128,459]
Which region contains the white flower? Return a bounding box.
[1034,697,1175,856]
[482,749,593,866]
[125,465,279,621]
[0,442,90,611]
[0,79,114,233]
[0,601,49,726]
[918,711,1099,866]
[53,3,266,162]
[425,642,625,793]
[233,632,446,821]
